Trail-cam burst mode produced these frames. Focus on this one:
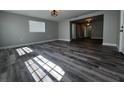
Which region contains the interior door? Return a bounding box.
[119,10,124,54]
[122,31,124,54]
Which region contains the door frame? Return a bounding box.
[119,10,124,54]
[70,14,104,42]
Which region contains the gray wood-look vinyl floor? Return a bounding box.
[0,40,124,82]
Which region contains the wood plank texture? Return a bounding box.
[0,39,124,82]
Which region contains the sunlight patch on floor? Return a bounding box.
[24,55,65,82]
[16,47,33,56]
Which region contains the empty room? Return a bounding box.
[0,10,124,82]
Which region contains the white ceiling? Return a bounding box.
[4,10,96,22]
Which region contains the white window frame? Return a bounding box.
[29,20,45,32]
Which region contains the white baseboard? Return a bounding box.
[103,43,117,47]
[58,39,71,41]
[0,39,58,49]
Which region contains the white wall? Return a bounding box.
[119,10,124,52]
[103,11,120,46]
[58,10,120,47]
[58,20,70,41]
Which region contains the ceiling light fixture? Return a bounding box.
[85,17,93,22]
[49,10,61,17]
[85,17,93,26]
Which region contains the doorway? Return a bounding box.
[70,15,104,44]
[119,10,124,54]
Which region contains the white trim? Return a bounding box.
[119,30,123,52]
[91,37,103,39]
[0,39,58,49]
[102,43,117,47]
[58,39,71,41]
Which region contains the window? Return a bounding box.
[29,20,45,32]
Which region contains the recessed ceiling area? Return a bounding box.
[71,15,103,24]
[4,10,97,21]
